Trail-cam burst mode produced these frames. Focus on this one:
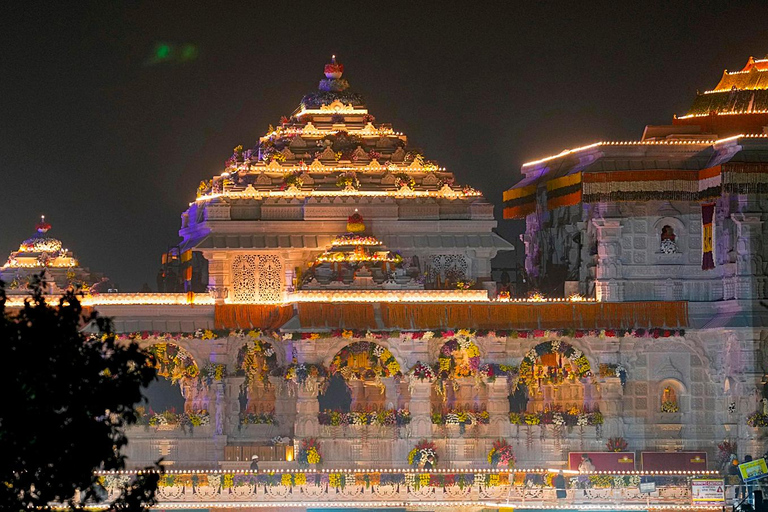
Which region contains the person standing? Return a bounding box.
[250,455,259,471]
[554,470,567,500]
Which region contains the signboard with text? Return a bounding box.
[691,478,725,505]
[739,458,768,482]
[641,451,707,472]
[568,451,635,471]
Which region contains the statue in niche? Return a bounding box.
[661,386,679,412]
[660,225,677,254]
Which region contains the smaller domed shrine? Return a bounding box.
[1,216,96,293]
[299,211,422,290]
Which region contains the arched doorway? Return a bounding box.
[516,340,596,414]
[141,343,204,425]
[327,341,402,411]
[236,337,279,418]
[431,337,488,415]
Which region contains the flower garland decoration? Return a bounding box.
[432,408,490,427]
[297,438,322,466]
[716,440,738,468]
[661,401,680,413]
[240,411,277,426]
[147,343,199,384]
[136,408,210,429]
[487,439,516,468]
[747,411,768,427]
[199,362,227,388]
[336,172,360,191]
[236,333,278,384]
[408,440,438,469]
[393,172,415,190]
[276,363,328,386]
[280,171,304,191]
[508,407,603,426]
[329,341,401,379]
[318,409,411,427]
[518,340,592,391]
[437,337,481,379]
[408,361,436,382]
[599,363,627,386]
[278,328,684,342]
[110,470,669,493]
[606,437,628,452]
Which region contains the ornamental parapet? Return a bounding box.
[94,469,717,509]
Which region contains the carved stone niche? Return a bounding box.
[318,147,336,161]
[289,137,307,149]
[391,147,406,162]
[375,137,393,149]
[422,173,439,186]
[351,146,368,161]
[380,171,396,186]
[255,173,272,186]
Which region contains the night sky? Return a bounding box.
[3,1,768,290]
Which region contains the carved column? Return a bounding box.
[409,380,433,438]
[592,218,623,302]
[295,378,321,438]
[224,376,245,436]
[269,376,295,435]
[383,377,399,410]
[731,214,765,299]
[599,377,624,439]
[487,380,511,437]
[207,251,230,304]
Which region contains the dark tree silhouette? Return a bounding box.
[0,279,161,510]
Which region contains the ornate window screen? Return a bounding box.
[232,254,283,302]
[257,255,283,302]
[232,255,258,302]
[427,254,469,282]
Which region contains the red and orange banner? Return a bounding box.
[701,202,715,270]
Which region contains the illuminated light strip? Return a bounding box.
[47,504,730,511]
[522,140,719,168]
[294,106,370,117]
[287,290,490,303]
[222,165,447,173]
[56,503,727,510]
[2,261,77,269]
[3,292,603,307]
[3,293,215,308]
[677,109,768,118]
[194,188,482,203]
[94,468,720,475]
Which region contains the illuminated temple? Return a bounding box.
[10,55,768,508]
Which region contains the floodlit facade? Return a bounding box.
[10,55,768,509]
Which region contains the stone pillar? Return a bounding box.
[295,378,321,438]
[487,380,510,437]
[731,214,765,299]
[269,376,295,433]
[409,380,433,438]
[599,377,624,439]
[383,377,399,410]
[224,376,245,436]
[213,382,225,436]
[592,218,623,302]
[207,251,230,304]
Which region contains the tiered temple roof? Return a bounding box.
[1,216,95,292]
[674,55,768,135]
[193,56,481,204]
